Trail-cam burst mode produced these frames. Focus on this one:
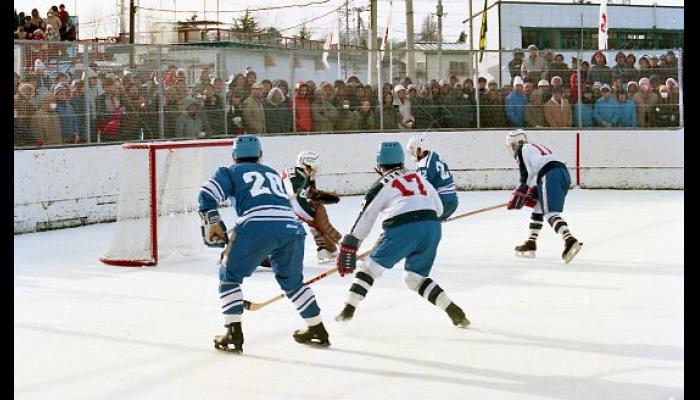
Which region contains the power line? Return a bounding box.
[277,5,344,32]
[137,0,334,14]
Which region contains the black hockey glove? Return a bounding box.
[337,234,359,277]
[199,210,228,248]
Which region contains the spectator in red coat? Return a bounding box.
[294,81,313,133]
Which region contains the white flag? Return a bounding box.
[598,0,608,50]
[322,20,340,69]
[378,0,393,68]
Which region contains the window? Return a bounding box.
[521,27,683,50]
[448,61,469,75]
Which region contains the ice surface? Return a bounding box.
[14,190,683,400]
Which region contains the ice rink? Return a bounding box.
[14,190,683,400]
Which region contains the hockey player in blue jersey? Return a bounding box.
[506,129,583,263]
[406,135,459,220]
[198,134,330,352]
[334,141,470,328]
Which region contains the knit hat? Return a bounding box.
[513,76,524,86]
[537,79,550,87]
[638,77,650,87]
[34,59,45,71]
[665,78,678,88]
[627,81,639,91]
[600,84,611,92]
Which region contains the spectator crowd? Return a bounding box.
[14,5,76,42]
[13,42,682,147]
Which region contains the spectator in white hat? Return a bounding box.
[521,44,547,84]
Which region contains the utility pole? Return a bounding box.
[129,0,135,65]
[405,0,415,80]
[437,0,443,79]
[345,0,350,79]
[355,7,362,47]
[368,0,377,85]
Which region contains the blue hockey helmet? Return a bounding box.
[232,134,262,160]
[376,141,405,167]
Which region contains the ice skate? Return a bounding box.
[334,303,356,322]
[293,322,330,347]
[562,237,583,264]
[514,240,537,258]
[317,249,338,264]
[214,322,244,353]
[446,303,470,328]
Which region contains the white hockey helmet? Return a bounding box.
[506,129,527,147]
[406,135,429,161]
[297,150,321,172]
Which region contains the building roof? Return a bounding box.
[414,43,470,52]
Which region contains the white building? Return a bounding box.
[463,1,683,85]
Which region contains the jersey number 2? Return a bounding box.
[392,173,427,197]
[243,171,287,198]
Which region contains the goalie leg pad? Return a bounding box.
[313,204,342,244]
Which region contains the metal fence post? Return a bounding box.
[677,48,683,128]
[83,43,91,144]
[157,46,165,139]
[290,50,296,133]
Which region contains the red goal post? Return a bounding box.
[100,139,234,267]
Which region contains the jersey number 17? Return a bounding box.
[392,173,428,197]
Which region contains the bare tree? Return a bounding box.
[418,14,438,43]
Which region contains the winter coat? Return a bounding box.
[614,100,637,128]
[505,91,528,127]
[543,97,572,128]
[265,98,293,134]
[32,97,62,145]
[654,98,679,128]
[333,108,356,132]
[55,100,80,143]
[176,98,206,138]
[593,96,618,126]
[354,110,378,131]
[242,95,267,134]
[226,106,244,135]
[311,100,337,132]
[481,97,507,128]
[632,91,659,128]
[381,106,401,130]
[572,103,594,128]
[525,91,546,128]
[413,97,436,129]
[589,65,612,85]
[521,56,547,83]
[295,93,313,132]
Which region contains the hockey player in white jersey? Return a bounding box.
[506,129,583,263]
[407,134,459,220]
[335,141,470,328]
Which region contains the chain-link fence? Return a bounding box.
[13,40,683,148]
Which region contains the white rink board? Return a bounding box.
[14,190,684,400]
[14,129,683,233]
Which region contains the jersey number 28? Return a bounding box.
[392,173,427,197]
[243,171,287,198]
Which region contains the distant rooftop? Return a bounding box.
[414,43,470,52]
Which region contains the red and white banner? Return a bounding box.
[598,1,608,50]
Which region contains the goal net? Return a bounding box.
[101,139,234,266]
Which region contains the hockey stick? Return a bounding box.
[443,202,509,222]
[243,247,375,311]
[243,202,508,311]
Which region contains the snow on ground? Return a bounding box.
[14,190,683,400]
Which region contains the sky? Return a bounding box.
[14,0,684,42]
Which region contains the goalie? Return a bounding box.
[281,151,343,263]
